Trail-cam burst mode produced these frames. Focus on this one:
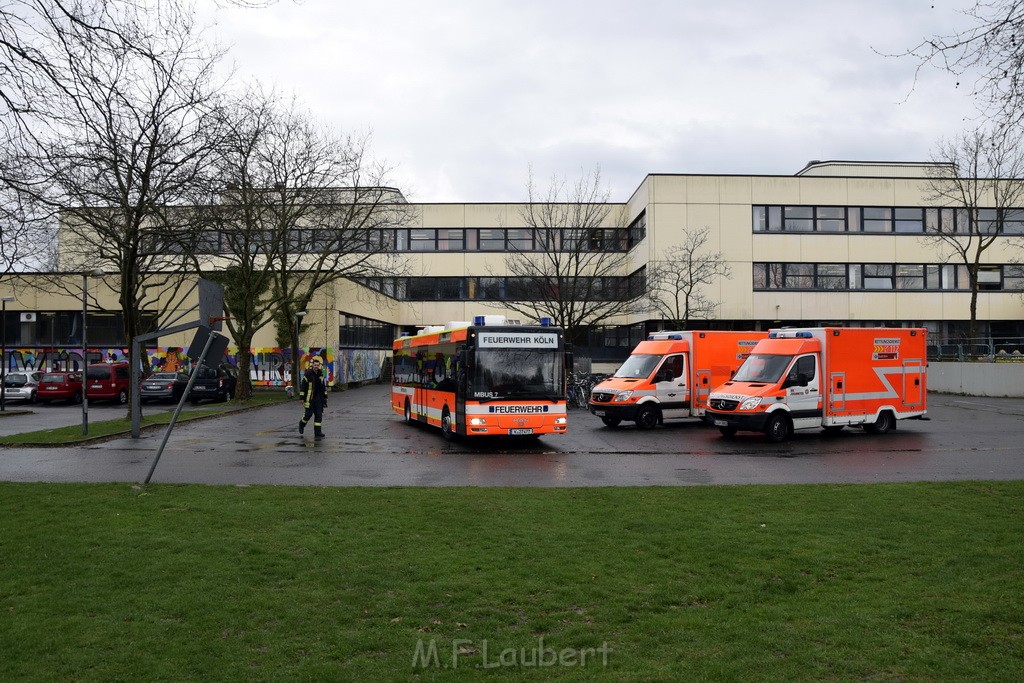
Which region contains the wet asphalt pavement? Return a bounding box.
[1,382,1023,486]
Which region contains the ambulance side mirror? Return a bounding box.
[783,372,808,388]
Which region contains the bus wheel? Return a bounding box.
[863,411,895,434]
[404,400,412,424]
[441,408,455,441]
[635,405,659,430]
[764,413,791,443]
[601,417,621,428]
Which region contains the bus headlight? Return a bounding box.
[613,391,634,402]
[739,397,762,411]
[470,417,487,426]
[555,416,567,425]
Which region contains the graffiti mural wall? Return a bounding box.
[1,346,359,387]
[336,348,387,384]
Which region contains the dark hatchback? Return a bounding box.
[140,372,191,403]
[187,363,238,404]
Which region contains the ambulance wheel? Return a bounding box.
[601,417,622,428]
[863,411,895,434]
[403,400,412,424]
[635,405,660,430]
[764,413,791,443]
[719,426,737,438]
[441,407,455,441]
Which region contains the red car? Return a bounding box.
[37,371,84,404]
[85,362,131,404]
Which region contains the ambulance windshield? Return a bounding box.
[471,349,562,400]
[613,354,661,379]
[731,354,793,383]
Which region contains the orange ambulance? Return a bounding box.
[704,327,928,442]
[588,330,767,429]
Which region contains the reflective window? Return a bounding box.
[863,264,894,289]
[862,207,892,232]
[895,208,924,233]
[783,206,813,231]
[478,229,505,250]
[816,207,845,232]
[409,229,435,251]
[437,229,465,251]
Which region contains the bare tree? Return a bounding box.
[0,153,55,273]
[194,88,411,399]
[7,1,227,413]
[923,123,1024,340]
[491,167,643,345]
[906,1,1024,123]
[645,227,731,328]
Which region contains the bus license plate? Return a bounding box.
[713,420,727,427]
[509,428,534,435]
[593,410,605,417]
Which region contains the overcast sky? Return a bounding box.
[197,0,981,203]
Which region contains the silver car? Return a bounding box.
[2,371,45,404]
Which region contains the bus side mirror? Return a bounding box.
[457,349,470,370]
[565,352,574,372]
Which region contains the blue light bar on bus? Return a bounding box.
[473,315,486,325]
[539,317,552,326]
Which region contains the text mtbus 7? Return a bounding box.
[392,316,569,440]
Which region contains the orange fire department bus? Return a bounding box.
[392,315,569,440]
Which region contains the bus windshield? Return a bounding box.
[731,354,793,383]
[471,349,562,399]
[613,354,661,379]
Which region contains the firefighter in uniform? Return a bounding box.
[299,356,328,439]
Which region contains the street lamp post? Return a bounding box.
[81,269,105,435]
[1,296,16,413]
[294,311,307,394]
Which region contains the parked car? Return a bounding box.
[188,363,238,404]
[37,371,84,404]
[2,371,45,404]
[85,362,131,404]
[140,372,190,403]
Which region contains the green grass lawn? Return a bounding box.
[0,392,292,445]
[1,482,1022,681]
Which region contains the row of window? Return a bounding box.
[754,263,1024,291]
[0,311,155,346]
[338,313,396,349]
[170,225,647,256]
[753,205,1024,234]
[360,271,647,302]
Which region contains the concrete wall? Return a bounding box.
[928,361,1024,397]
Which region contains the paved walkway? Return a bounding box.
[2,384,1024,487]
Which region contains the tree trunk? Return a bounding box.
[234,336,256,401]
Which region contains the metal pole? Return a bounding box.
[81,272,89,435]
[293,311,306,394]
[144,331,217,485]
[1,299,7,412]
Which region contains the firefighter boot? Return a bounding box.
[314,424,324,440]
